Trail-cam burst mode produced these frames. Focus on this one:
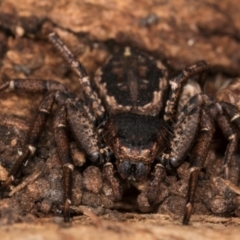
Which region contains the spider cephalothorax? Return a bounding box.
[1,33,240,225]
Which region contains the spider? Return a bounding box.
[0,32,240,224]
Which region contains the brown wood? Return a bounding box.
[1,0,240,239]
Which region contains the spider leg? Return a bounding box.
[54,93,104,221]
[161,93,240,224]
[162,106,202,170]
[103,162,122,201]
[183,102,239,224]
[183,109,214,225]
[63,97,101,162]
[0,75,66,92]
[146,163,166,204]
[145,105,202,206]
[0,92,55,192]
[214,113,238,179]
[164,61,209,122]
[221,101,240,128]
[213,102,240,180]
[53,106,74,222]
[60,96,122,202]
[161,102,212,225]
[0,77,70,182]
[0,78,103,221]
[48,32,105,120]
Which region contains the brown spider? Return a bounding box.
[0,33,240,224]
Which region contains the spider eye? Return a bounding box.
[118,160,149,181]
[118,161,131,178]
[89,152,101,163]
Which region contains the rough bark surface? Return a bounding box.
[0,0,240,239]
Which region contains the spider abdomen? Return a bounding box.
[94,47,168,116]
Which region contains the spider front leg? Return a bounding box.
[48,32,105,120]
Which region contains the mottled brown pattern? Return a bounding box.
[1,31,240,227]
[94,49,168,116]
[66,101,99,157]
